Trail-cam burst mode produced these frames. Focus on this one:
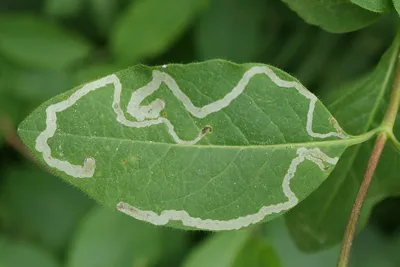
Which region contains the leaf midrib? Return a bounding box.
[19,128,365,150]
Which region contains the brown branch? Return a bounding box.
[336,134,387,267]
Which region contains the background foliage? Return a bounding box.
[0,0,400,266]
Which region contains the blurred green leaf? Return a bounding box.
[182,230,251,267]
[0,165,93,252]
[0,237,60,267]
[232,236,282,267]
[393,0,400,16]
[264,217,340,267]
[351,0,392,12]
[88,0,118,35]
[0,14,92,69]
[183,229,281,267]
[0,63,24,146]
[195,0,267,62]
[111,0,205,63]
[44,0,83,18]
[349,227,400,267]
[67,206,184,267]
[317,19,395,90]
[74,63,122,85]
[0,89,22,127]
[264,217,400,267]
[6,68,73,101]
[156,226,190,267]
[281,0,381,33]
[0,70,5,146]
[285,29,400,251]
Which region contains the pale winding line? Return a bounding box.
[117,147,339,231]
[34,64,345,230]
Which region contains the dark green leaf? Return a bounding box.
[44,0,83,18]
[111,0,205,63]
[285,30,400,251]
[195,0,268,62]
[351,0,392,12]
[0,15,92,69]
[232,236,282,267]
[264,217,340,267]
[265,217,400,267]
[349,227,400,267]
[74,63,122,85]
[182,230,251,267]
[281,0,381,33]
[393,0,400,16]
[0,237,60,267]
[88,0,118,35]
[0,165,93,252]
[18,60,361,231]
[6,68,73,101]
[67,206,185,267]
[183,227,281,267]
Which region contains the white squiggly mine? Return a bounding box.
[35,64,346,230]
[117,147,338,231]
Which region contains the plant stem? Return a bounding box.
[337,50,400,267]
[382,58,400,130]
[336,134,387,267]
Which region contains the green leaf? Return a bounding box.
[67,206,186,267]
[88,0,118,35]
[111,0,205,63]
[393,0,400,16]
[281,0,381,33]
[351,0,392,12]
[0,164,93,252]
[195,0,268,62]
[183,229,281,267]
[0,237,60,267]
[0,15,92,69]
[44,0,83,18]
[74,63,122,85]
[264,217,340,267]
[0,63,27,123]
[349,227,400,267]
[285,31,400,251]
[18,60,362,231]
[265,217,400,267]
[232,236,282,267]
[183,230,250,267]
[6,68,73,101]
[0,131,3,147]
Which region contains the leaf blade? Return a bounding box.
[111,0,205,63]
[0,14,92,69]
[195,0,268,62]
[67,206,186,267]
[18,60,354,231]
[281,0,381,33]
[0,237,60,267]
[351,0,392,12]
[182,230,251,267]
